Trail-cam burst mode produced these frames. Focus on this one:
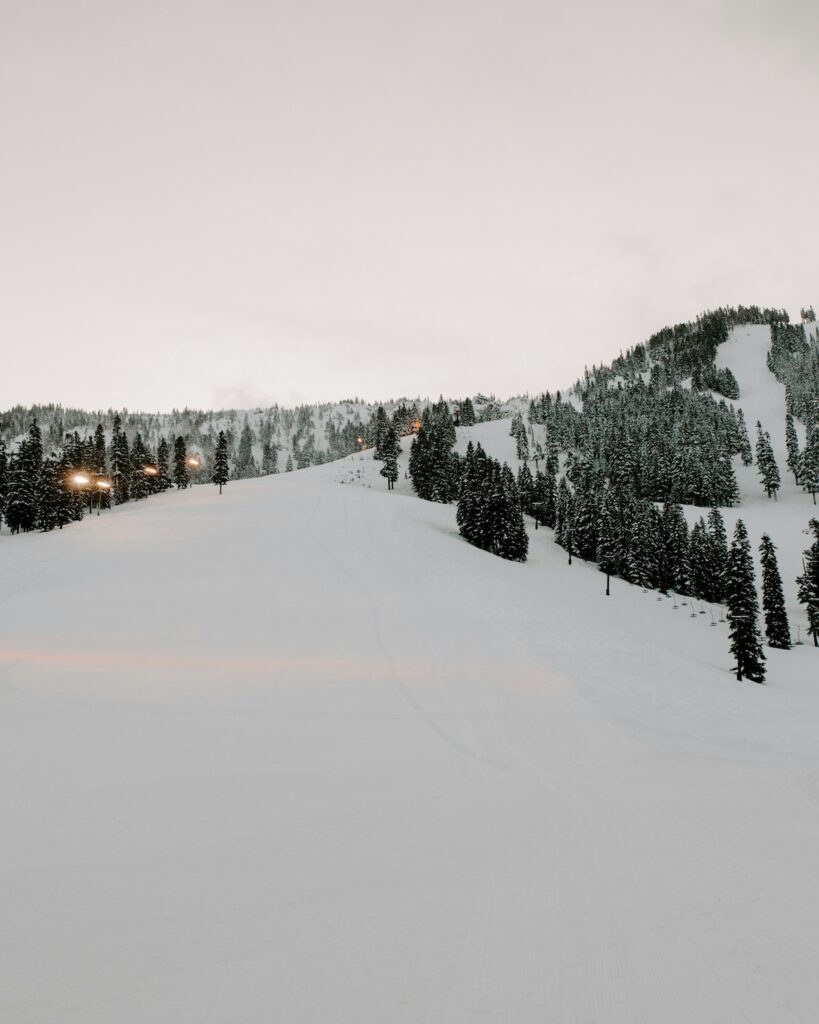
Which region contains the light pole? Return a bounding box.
[186,455,200,487]
[94,478,112,515]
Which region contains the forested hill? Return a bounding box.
[0,392,522,480]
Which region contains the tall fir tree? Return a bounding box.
[173,436,189,489]
[785,413,801,484]
[156,438,173,492]
[596,491,620,595]
[759,534,791,649]
[261,441,279,475]
[379,423,400,490]
[755,422,781,500]
[212,430,230,493]
[797,519,819,646]
[725,519,766,682]
[802,424,819,504]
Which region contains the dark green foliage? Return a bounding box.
[129,434,153,500]
[212,431,230,493]
[234,420,257,479]
[459,397,476,426]
[110,416,130,504]
[802,425,819,504]
[261,441,279,475]
[596,491,621,595]
[372,406,391,460]
[759,534,791,649]
[379,423,400,490]
[768,322,818,425]
[156,438,173,492]
[408,407,460,503]
[0,438,7,530]
[726,520,766,682]
[457,443,528,561]
[785,413,801,484]
[173,436,189,489]
[755,422,780,500]
[797,519,819,646]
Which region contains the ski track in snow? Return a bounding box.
[1,325,819,1022]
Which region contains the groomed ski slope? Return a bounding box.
[2,417,819,1023]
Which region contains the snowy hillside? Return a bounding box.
[3,404,819,1022]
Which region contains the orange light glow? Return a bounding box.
[70,473,90,486]
[143,466,158,476]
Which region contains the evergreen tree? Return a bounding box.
[173,436,189,489]
[706,507,729,604]
[759,534,791,649]
[130,434,155,499]
[459,397,476,426]
[261,441,279,475]
[234,420,257,479]
[285,453,294,472]
[755,421,781,500]
[379,423,400,490]
[802,424,819,505]
[372,406,390,460]
[785,413,801,484]
[0,438,7,531]
[725,519,766,682]
[35,458,62,531]
[596,491,620,595]
[110,416,130,504]
[212,430,229,494]
[797,519,819,646]
[92,423,107,475]
[156,438,173,492]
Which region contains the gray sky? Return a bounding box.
[2,0,817,411]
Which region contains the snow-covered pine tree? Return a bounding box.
[459,397,476,426]
[797,519,819,646]
[372,406,390,460]
[785,413,801,484]
[285,453,294,472]
[736,408,753,466]
[234,420,257,479]
[706,507,729,604]
[173,436,189,489]
[261,441,279,475]
[802,424,819,505]
[755,421,781,500]
[596,491,620,595]
[156,438,173,492]
[725,519,766,682]
[379,423,400,490]
[212,431,230,494]
[110,416,130,504]
[759,534,791,649]
[0,438,7,531]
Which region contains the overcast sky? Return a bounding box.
[1,0,817,411]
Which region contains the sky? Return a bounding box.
[1,0,817,411]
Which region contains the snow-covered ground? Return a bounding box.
[3,399,819,1021]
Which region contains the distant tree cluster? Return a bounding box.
[0,418,181,534]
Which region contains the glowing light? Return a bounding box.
[186,457,200,467]
[143,466,158,476]
[70,473,90,486]
[96,479,112,490]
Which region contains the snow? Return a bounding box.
[3,413,819,1021]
